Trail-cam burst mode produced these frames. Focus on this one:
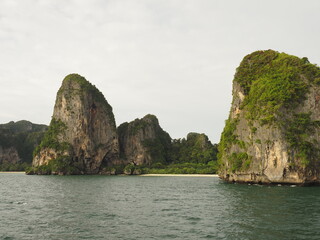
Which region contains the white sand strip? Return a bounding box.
[140,174,218,177]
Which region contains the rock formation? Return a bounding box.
[27,73,219,175]
[118,114,171,167]
[0,121,47,169]
[31,74,119,174]
[218,50,320,185]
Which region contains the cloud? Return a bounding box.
[1,0,320,143]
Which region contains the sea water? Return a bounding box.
[1,173,320,240]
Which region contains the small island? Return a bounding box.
[218,50,320,185]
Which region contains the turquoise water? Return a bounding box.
[1,173,320,240]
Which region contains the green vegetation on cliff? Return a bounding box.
[219,50,320,173]
[26,156,80,175]
[142,116,172,165]
[118,130,218,174]
[228,152,251,172]
[118,114,218,174]
[61,74,106,103]
[284,113,320,167]
[33,118,71,157]
[59,74,115,124]
[118,114,172,165]
[0,121,47,171]
[170,133,218,164]
[236,50,319,124]
[217,118,238,168]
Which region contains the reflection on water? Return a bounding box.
[0,173,320,239]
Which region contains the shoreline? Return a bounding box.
[0,172,219,177]
[140,174,218,177]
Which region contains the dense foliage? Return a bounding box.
[26,156,79,175]
[219,50,320,172]
[228,152,251,172]
[103,161,218,175]
[0,121,47,171]
[170,133,218,164]
[0,162,30,171]
[217,118,238,169]
[236,50,319,124]
[142,162,218,174]
[127,132,218,174]
[33,118,71,157]
[284,113,320,167]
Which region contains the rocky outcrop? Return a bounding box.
[0,121,47,167]
[31,74,119,174]
[218,50,320,185]
[28,73,219,175]
[118,114,171,166]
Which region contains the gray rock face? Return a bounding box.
[118,114,171,166]
[32,74,119,174]
[218,50,320,185]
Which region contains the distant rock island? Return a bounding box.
[117,114,172,174]
[23,73,217,175]
[218,50,320,185]
[0,121,47,171]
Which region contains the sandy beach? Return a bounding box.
[0,172,219,177]
[140,174,218,177]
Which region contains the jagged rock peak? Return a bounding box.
[56,73,115,125]
[218,50,320,185]
[118,114,171,166]
[30,73,119,175]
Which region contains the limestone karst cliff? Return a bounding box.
[0,121,47,170]
[26,73,219,175]
[118,114,172,167]
[218,50,320,185]
[30,74,119,174]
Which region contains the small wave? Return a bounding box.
[204,234,216,239]
[186,216,201,221]
[102,213,117,220]
[153,198,178,202]
[159,234,178,238]
[1,236,14,240]
[9,201,27,205]
[161,208,180,212]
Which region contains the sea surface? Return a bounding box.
[1,173,320,240]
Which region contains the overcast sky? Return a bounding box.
[1,0,320,143]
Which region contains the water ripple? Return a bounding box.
[1,174,320,239]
